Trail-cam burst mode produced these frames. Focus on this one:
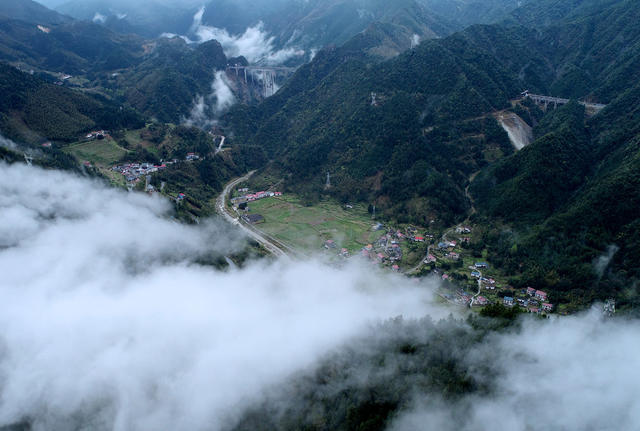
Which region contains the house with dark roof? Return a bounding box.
[242,214,264,224]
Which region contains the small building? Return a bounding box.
[535,290,548,301]
[392,264,400,272]
[425,254,436,263]
[242,214,265,224]
[414,236,425,242]
[503,296,514,306]
[471,271,481,278]
[475,262,489,269]
[475,296,488,306]
[542,303,553,312]
[527,287,536,297]
[324,239,337,249]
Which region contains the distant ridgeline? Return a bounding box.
[225,0,640,311]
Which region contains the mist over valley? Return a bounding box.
[1,0,640,429]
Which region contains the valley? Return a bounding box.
[2,0,640,430]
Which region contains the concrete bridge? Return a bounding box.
[521,91,607,114]
[226,65,297,97]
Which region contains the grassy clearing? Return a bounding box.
[247,195,385,252]
[124,129,144,147]
[100,168,127,187]
[64,139,128,166]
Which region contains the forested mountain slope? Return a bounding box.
[0,63,143,143]
[0,15,144,75]
[0,0,71,26]
[227,0,640,309]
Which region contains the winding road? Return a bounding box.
[215,171,290,258]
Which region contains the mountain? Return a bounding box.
[0,13,145,75]
[421,0,530,27]
[119,37,228,123]
[224,0,640,309]
[54,0,200,38]
[0,62,143,143]
[226,24,528,224]
[0,0,71,25]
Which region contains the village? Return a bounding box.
[110,152,201,184]
[226,181,556,315]
[429,225,555,314]
[321,216,556,315]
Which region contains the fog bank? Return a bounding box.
[0,163,442,430]
[390,310,640,431]
[163,6,305,65]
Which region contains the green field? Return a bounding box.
[247,195,385,252]
[64,139,128,166]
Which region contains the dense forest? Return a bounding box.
[0,63,143,143]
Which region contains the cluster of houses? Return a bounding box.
[503,287,553,313]
[324,240,351,259]
[111,153,202,183]
[358,228,411,264]
[112,162,167,183]
[85,130,109,140]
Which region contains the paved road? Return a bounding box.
[215,171,289,258]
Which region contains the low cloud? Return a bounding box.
[183,71,236,128]
[0,163,443,430]
[92,12,107,24]
[0,134,18,151]
[390,310,640,431]
[593,244,619,279]
[164,6,305,65]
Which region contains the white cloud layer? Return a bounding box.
[390,310,640,431]
[163,6,305,65]
[0,163,442,430]
[183,70,236,128]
